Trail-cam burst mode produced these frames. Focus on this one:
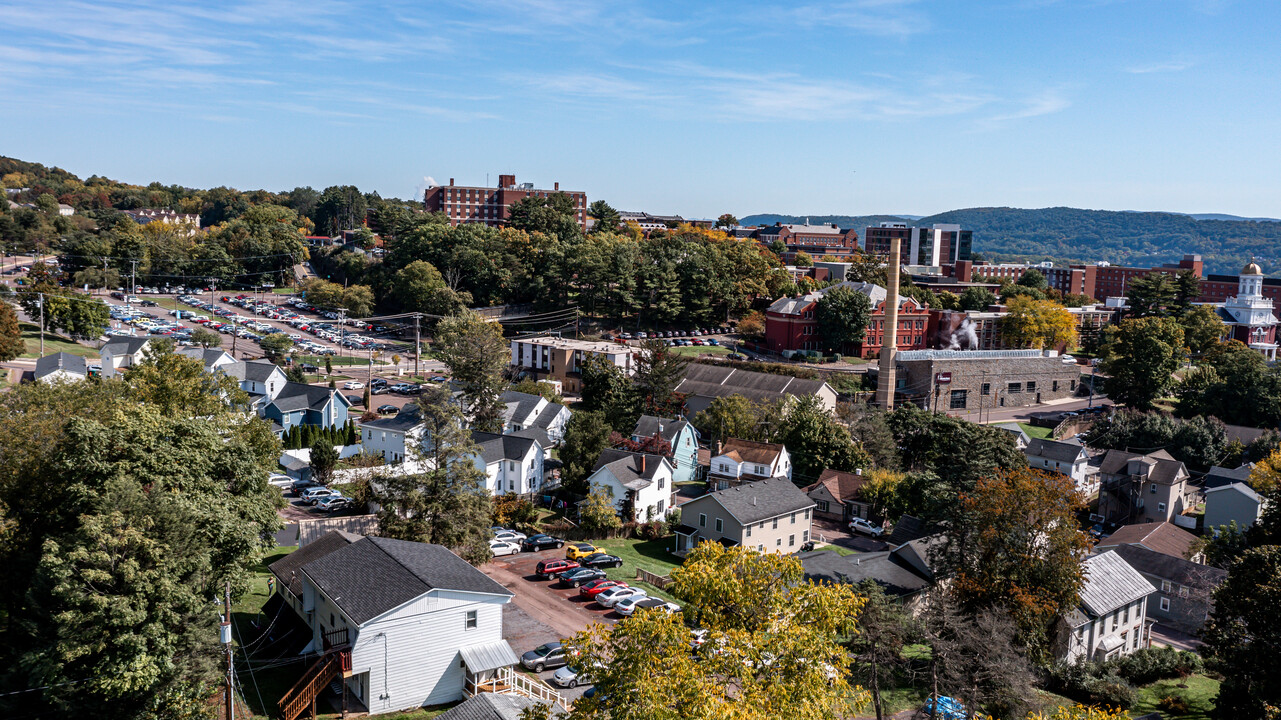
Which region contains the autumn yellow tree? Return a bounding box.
[562,543,868,720]
[949,466,1092,662]
[1248,448,1281,494]
[1000,296,1079,350]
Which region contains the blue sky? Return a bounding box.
[3,0,1278,218]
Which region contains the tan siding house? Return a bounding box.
[673,478,814,554]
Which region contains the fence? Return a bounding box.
[636,568,675,590]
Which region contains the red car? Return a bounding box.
[535,558,580,579]
[580,580,626,598]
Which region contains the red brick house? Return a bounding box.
[764,282,931,358]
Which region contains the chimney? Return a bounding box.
[640,455,646,473]
[449,178,454,186]
[554,182,560,191]
[752,496,757,506]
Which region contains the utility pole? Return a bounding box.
[130,259,138,300]
[222,581,233,720]
[575,308,580,339]
[37,292,44,355]
[337,308,347,362]
[413,313,422,378]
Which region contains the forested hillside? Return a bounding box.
[742,207,1281,275]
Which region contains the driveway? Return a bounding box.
[483,551,625,640]
[1150,622,1204,652]
[502,603,592,704]
[812,517,889,553]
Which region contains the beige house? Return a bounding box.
[509,337,633,394]
[707,438,792,490]
[673,478,814,555]
[1097,449,1193,526]
[1056,551,1155,663]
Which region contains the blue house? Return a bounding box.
[262,381,352,432]
[630,415,701,485]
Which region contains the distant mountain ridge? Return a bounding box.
[740,207,1281,275]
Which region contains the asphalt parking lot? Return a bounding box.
[484,550,628,640]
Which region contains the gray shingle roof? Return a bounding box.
[269,531,358,598]
[700,477,813,526]
[1026,438,1087,464]
[1105,544,1227,590]
[101,336,150,356]
[1078,550,1154,618]
[1205,481,1262,503]
[500,391,543,426]
[591,448,666,491]
[509,426,552,450]
[675,364,831,405]
[532,402,567,429]
[223,359,284,383]
[801,546,933,597]
[1203,464,1253,490]
[269,381,344,413]
[34,351,87,379]
[471,431,537,465]
[1098,449,1186,486]
[177,346,233,370]
[632,415,689,445]
[301,536,512,625]
[886,514,933,547]
[1096,521,1199,559]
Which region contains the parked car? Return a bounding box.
[535,558,579,579]
[489,539,522,557]
[579,553,623,569]
[343,381,364,390]
[494,530,527,543]
[619,597,681,616]
[291,479,318,495]
[313,496,350,513]
[557,567,607,587]
[376,404,398,414]
[267,474,293,488]
[520,642,568,673]
[566,542,603,560]
[301,487,340,505]
[848,517,885,537]
[596,586,646,608]
[552,661,601,689]
[921,697,967,720]
[522,534,565,552]
[613,594,657,615]
[578,579,622,598]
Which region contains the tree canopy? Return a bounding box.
[814,284,872,353]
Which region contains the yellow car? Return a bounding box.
[566,542,603,561]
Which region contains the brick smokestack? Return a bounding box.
[875,236,902,409]
[554,182,559,191]
[449,178,454,186]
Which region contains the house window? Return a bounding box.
[816,500,830,513]
[1122,606,1129,624]
[789,534,795,547]
[657,500,665,514]
[1158,502,1166,513]
[790,512,796,524]
[1151,485,1157,494]
[981,383,991,395]
[1052,380,1059,392]
[465,610,477,630]
[699,513,706,528]
[330,613,335,627]
[776,538,782,547]
[715,518,723,533]
[949,389,968,409]
[772,518,778,529]
[1007,382,1022,394]
[1160,597,1170,611]
[803,530,809,542]
[1178,586,1188,598]
[1161,580,1172,592]
[1026,381,1037,393]
[804,509,809,520]
[746,525,752,537]
[758,544,764,552]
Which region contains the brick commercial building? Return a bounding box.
[756,222,860,263]
[865,223,973,266]
[764,281,931,357]
[423,175,587,229]
[882,348,1082,413]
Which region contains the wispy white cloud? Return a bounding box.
[788,0,928,37]
[1126,59,1194,74]
[979,91,1071,127]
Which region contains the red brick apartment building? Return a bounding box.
[764,282,931,357]
[423,174,587,229]
[756,222,860,263]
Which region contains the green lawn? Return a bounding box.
[671,344,731,357]
[1019,422,1054,440]
[1130,674,1220,720]
[593,536,683,601]
[18,323,97,358]
[295,354,387,366]
[809,544,859,557]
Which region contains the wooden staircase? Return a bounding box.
[279,648,352,720]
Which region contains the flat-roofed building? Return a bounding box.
[509,336,633,394]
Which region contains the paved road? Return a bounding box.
[952,396,1113,425]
